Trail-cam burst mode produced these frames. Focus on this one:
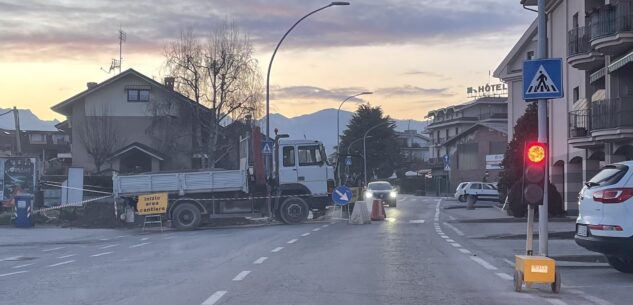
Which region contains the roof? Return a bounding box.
[51,68,208,116]
[426,97,506,118]
[443,122,508,146]
[109,142,166,161]
[493,19,537,80]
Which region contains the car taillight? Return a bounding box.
[592,188,633,203]
[588,224,623,231]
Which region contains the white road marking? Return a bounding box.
[567,289,614,305]
[0,256,23,261]
[0,271,28,277]
[129,242,150,248]
[116,235,128,239]
[448,215,456,221]
[495,272,513,280]
[201,291,227,305]
[99,244,118,249]
[163,236,176,240]
[446,239,455,243]
[443,222,465,236]
[47,260,75,267]
[503,258,515,266]
[42,246,64,252]
[312,228,321,232]
[57,254,76,259]
[12,263,34,269]
[544,299,568,305]
[141,237,150,241]
[253,257,268,264]
[470,256,498,270]
[271,247,284,253]
[439,235,448,239]
[322,224,329,228]
[287,239,298,244]
[409,220,425,223]
[458,248,472,254]
[91,251,113,257]
[232,270,251,281]
[99,238,110,241]
[450,243,462,248]
[301,233,310,237]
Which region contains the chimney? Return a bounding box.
[164,77,175,90]
[86,82,98,89]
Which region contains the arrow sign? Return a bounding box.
[332,186,353,206]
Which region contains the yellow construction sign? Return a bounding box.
[137,193,168,215]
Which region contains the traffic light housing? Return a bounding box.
[523,142,546,206]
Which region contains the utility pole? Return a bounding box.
[537,0,549,256]
[13,106,22,155]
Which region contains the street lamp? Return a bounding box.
[363,121,391,186]
[265,1,350,140]
[337,91,372,184]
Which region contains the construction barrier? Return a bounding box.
[349,201,371,224]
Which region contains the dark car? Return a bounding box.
[365,181,398,207]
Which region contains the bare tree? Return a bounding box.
[78,106,123,173]
[163,21,263,168]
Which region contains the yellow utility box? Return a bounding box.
[514,255,560,293]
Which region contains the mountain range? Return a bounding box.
[0,108,59,131]
[266,108,428,154]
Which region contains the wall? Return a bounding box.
[449,126,508,188]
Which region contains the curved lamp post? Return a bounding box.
[363,121,391,186]
[337,91,372,184]
[265,1,350,139]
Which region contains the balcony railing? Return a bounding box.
[568,25,592,56]
[590,1,633,40]
[568,109,591,138]
[591,97,633,130]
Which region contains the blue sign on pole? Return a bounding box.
[332,186,353,206]
[261,140,273,155]
[345,156,352,166]
[523,58,564,100]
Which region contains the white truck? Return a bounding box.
[113,129,335,230]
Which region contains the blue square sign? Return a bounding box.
[523,58,564,100]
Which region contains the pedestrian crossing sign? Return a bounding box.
[523,58,564,100]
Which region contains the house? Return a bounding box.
[51,68,212,174]
[424,96,508,192]
[495,0,633,215]
[395,129,431,168]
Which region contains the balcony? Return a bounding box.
[591,97,633,131]
[567,26,604,70]
[569,97,633,147]
[589,1,633,55]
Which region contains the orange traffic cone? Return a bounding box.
[371,199,386,221]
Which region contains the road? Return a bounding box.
[1,195,630,305]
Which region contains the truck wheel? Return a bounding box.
[172,202,201,230]
[279,197,309,224]
[606,255,633,273]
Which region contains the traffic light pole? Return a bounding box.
[537,0,549,257]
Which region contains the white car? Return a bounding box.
[575,161,633,273]
[454,182,500,202]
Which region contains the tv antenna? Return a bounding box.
[101,28,127,74]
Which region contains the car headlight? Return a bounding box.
[390,191,397,198]
[365,191,373,199]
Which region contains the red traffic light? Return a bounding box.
[526,142,546,163]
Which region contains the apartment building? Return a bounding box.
[425,97,508,191]
[495,0,633,215]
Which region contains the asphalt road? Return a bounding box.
[1,195,630,305]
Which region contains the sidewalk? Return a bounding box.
[440,198,606,265]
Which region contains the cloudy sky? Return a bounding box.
[0,0,534,121]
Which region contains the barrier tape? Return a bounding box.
[41,182,113,195]
[33,195,114,214]
[164,193,330,202]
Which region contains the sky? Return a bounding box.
[0,0,534,121]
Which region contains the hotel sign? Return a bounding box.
[467,83,508,98]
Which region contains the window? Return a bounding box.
[455,127,459,135]
[29,133,46,144]
[573,86,579,103]
[127,89,150,102]
[52,134,69,144]
[445,129,449,138]
[470,183,482,190]
[588,165,628,187]
[483,184,495,190]
[283,146,295,167]
[527,51,535,60]
[573,13,579,29]
[298,145,322,166]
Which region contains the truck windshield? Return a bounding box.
[319,144,330,166]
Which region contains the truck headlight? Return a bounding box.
[390,191,397,198]
[365,191,373,199]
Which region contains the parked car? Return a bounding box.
[454,182,500,202]
[365,181,397,207]
[575,162,633,273]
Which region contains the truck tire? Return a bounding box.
[172,202,201,230]
[279,196,309,224]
